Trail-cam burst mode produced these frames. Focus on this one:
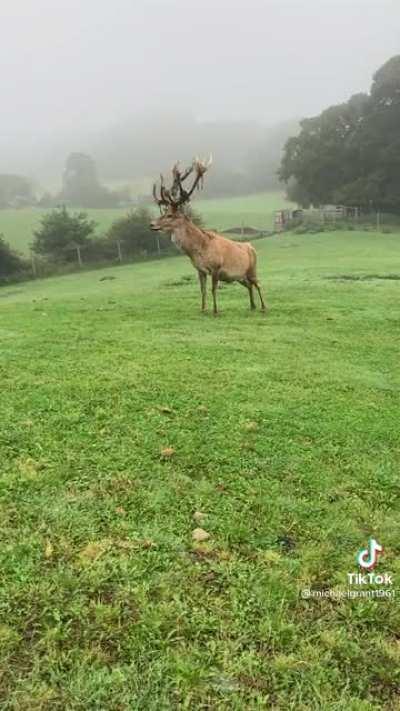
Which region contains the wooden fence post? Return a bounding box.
[76,245,82,267]
[30,250,37,278]
[116,240,123,263]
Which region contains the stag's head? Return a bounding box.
[150,156,212,233]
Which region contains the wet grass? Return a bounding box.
[0,230,399,708]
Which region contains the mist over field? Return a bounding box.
[2,0,399,185]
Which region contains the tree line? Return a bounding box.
[280,55,400,213]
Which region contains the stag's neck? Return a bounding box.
[171,221,209,257]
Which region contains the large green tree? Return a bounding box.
[280,56,400,212]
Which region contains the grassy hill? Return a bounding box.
[0,231,399,708]
[0,191,291,255]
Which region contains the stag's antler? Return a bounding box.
[152,173,175,212]
[152,155,212,211]
[173,155,213,206]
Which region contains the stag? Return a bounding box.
[151,157,267,315]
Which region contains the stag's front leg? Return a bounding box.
[198,271,207,312]
[211,272,219,315]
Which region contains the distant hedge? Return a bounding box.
[0,236,29,284]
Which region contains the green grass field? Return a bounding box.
[1,230,399,708]
[196,192,294,231]
[0,192,291,255]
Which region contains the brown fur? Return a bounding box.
[151,212,267,314]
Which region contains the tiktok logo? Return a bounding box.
[356,538,383,570]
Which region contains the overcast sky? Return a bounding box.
[1,0,399,140]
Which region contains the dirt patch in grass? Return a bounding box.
[162,275,195,287]
[326,273,400,281]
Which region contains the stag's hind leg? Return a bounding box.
[246,264,267,312]
[198,270,207,312]
[254,280,267,312]
[240,279,256,310]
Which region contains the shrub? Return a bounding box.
[32,207,96,262]
[0,236,29,283]
[106,208,171,257]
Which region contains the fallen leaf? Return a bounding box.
[160,447,175,459]
[18,458,45,478]
[114,538,156,551]
[79,541,109,562]
[192,527,210,542]
[193,511,206,523]
[243,421,258,432]
[44,540,53,558]
[115,506,126,516]
[212,674,240,692]
[261,550,281,564]
[141,539,156,549]
[190,543,218,559]
[114,539,136,550]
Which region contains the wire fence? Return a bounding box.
[27,238,176,279]
[275,209,400,234]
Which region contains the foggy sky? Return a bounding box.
[1,0,399,175]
